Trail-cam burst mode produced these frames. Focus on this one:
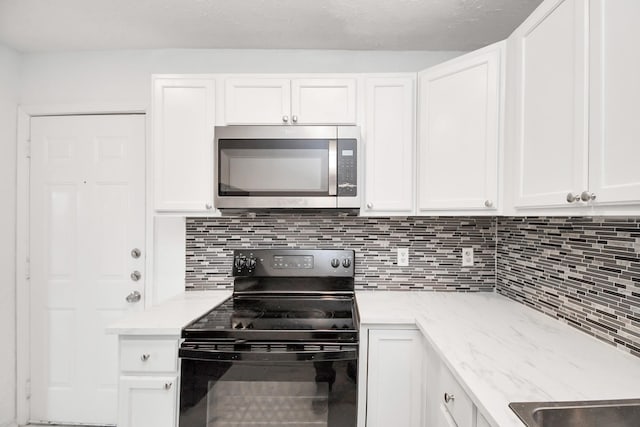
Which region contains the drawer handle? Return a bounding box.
[141,353,150,362]
[164,382,172,390]
[444,392,455,403]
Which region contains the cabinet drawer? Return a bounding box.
[120,338,178,373]
[439,365,474,427]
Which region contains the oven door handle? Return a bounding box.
[179,347,358,363]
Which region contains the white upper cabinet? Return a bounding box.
[224,78,291,125]
[588,0,640,205]
[362,76,416,216]
[510,0,589,208]
[509,0,640,211]
[417,42,503,213]
[224,77,357,125]
[152,77,216,212]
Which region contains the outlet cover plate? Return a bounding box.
[462,248,474,266]
[397,248,409,266]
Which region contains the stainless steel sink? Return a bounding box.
[509,399,640,427]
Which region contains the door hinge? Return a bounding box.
[25,140,31,158]
[25,256,30,280]
[25,379,31,400]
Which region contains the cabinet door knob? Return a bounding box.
[366,203,373,209]
[205,203,213,210]
[292,115,298,123]
[141,353,150,362]
[130,270,142,281]
[282,115,289,123]
[444,392,455,403]
[484,200,494,208]
[566,192,580,203]
[131,248,141,259]
[580,191,596,202]
[164,382,172,390]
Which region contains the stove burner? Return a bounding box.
[284,308,334,319]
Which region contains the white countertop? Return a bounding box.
[356,291,640,427]
[106,290,232,335]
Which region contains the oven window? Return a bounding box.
[180,359,357,427]
[207,380,328,426]
[218,139,330,196]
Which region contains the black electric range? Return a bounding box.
[178,249,359,427]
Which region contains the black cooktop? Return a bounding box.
[182,295,358,342]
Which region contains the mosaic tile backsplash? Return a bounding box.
[496,217,640,357]
[186,211,496,291]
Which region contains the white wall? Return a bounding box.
[0,44,20,427]
[19,48,463,105]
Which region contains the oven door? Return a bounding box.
[179,342,358,427]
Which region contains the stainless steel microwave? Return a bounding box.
[214,126,359,209]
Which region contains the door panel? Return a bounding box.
[589,0,640,204]
[363,77,415,215]
[292,78,357,124]
[224,78,291,124]
[366,329,423,427]
[30,114,145,425]
[418,44,501,211]
[512,0,589,207]
[153,78,215,211]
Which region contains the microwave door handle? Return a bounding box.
[328,139,337,196]
[179,347,357,362]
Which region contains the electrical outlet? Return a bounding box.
[397,248,409,266]
[462,248,474,267]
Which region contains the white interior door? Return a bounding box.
[29,114,146,425]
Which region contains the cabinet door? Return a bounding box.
[367,329,423,427]
[363,77,415,215]
[589,0,640,205]
[153,78,215,212]
[511,0,589,208]
[434,403,460,427]
[224,78,291,124]
[418,43,502,212]
[118,376,177,427]
[477,412,492,427]
[291,78,357,124]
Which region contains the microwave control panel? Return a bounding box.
[337,139,357,197]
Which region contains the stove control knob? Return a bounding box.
[342,258,352,268]
[246,257,257,270]
[331,258,340,268]
[234,257,246,270]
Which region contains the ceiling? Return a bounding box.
[0,0,543,53]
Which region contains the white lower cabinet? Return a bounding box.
[476,412,492,427]
[424,335,486,427]
[118,376,178,427]
[365,328,424,427]
[362,327,492,427]
[117,336,180,427]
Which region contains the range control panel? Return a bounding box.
[233,249,355,277]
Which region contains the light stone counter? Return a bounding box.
[356,291,640,427]
[106,290,232,335]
